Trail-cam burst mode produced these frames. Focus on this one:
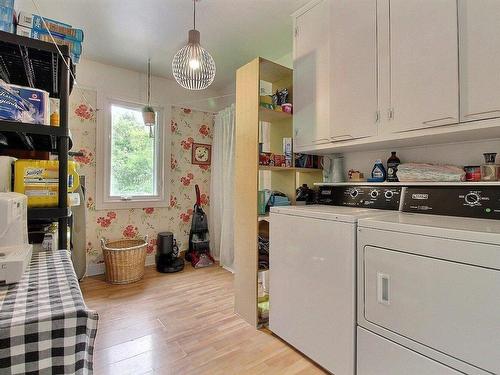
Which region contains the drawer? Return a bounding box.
[363,245,500,374]
[357,327,461,375]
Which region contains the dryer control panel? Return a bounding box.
[402,187,500,219]
[318,186,402,210]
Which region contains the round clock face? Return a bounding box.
[195,146,209,162]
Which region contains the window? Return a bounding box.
[96,99,169,209]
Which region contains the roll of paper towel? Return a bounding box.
[0,156,16,192]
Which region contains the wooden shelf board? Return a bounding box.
[259,165,322,173]
[259,58,292,83]
[259,107,292,123]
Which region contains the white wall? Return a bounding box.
[336,138,500,178]
[75,58,225,114]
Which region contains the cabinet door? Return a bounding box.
[459,0,500,122]
[330,0,378,141]
[387,0,459,133]
[270,212,356,375]
[293,0,330,149]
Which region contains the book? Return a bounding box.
[0,5,13,23]
[16,25,82,56]
[0,0,14,8]
[0,20,12,32]
[17,11,84,42]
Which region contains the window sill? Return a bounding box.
[96,198,170,211]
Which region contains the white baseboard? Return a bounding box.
[222,265,235,273]
[85,254,156,277]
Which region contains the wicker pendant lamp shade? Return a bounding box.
[172,1,216,90]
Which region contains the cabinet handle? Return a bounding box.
[312,138,329,143]
[422,116,457,125]
[377,272,390,305]
[331,135,353,142]
[464,109,500,118]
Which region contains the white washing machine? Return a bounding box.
[357,186,500,375]
[269,185,401,375]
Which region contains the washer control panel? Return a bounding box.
[318,186,402,210]
[402,187,500,219]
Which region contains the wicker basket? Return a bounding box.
[101,236,148,284]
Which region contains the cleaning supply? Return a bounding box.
[368,159,386,182]
[387,151,401,182]
[14,159,80,207]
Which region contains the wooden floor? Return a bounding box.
[80,264,327,375]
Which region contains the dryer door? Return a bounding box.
[363,245,500,374]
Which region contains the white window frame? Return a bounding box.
[96,97,170,210]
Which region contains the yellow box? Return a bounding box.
[14,159,80,207]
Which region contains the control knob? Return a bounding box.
[384,190,394,199]
[465,192,480,205]
[350,189,359,198]
[370,190,379,198]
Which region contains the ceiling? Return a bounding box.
[17,0,310,91]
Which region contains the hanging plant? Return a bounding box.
[142,105,156,125]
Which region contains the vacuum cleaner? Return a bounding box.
[185,184,214,268]
[156,231,184,273]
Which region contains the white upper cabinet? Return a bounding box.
[385,0,459,133]
[458,0,500,123]
[330,0,378,141]
[293,0,500,153]
[293,0,330,149]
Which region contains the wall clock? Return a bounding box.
[191,143,211,165]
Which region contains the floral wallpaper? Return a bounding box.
[69,89,214,266]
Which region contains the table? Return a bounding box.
[0,250,98,374]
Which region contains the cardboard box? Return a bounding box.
[0,0,13,8]
[17,11,84,41]
[16,25,82,55]
[0,5,12,23]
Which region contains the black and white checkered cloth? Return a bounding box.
[0,250,98,375]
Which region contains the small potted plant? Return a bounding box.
[142,105,156,125]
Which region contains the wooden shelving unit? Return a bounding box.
[0,31,74,249]
[258,107,292,122]
[235,57,322,328]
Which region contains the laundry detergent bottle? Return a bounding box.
[371,159,387,182]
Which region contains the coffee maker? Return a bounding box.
[0,192,33,284]
[155,232,184,273]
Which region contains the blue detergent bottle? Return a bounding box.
[369,159,387,182]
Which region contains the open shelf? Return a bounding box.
[0,31,73,249]
[259,57,292,83]
[259,165,322,173]
[28,207,71,220]
[0,30,74,97]
[258,214,269,221]
[259,107,292,123]
[0,121,73,152]
[0,120,67,136]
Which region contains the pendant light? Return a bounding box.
[142,58,155,138]
[172,0,216,90]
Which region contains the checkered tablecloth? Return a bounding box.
[0,250,98,375]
